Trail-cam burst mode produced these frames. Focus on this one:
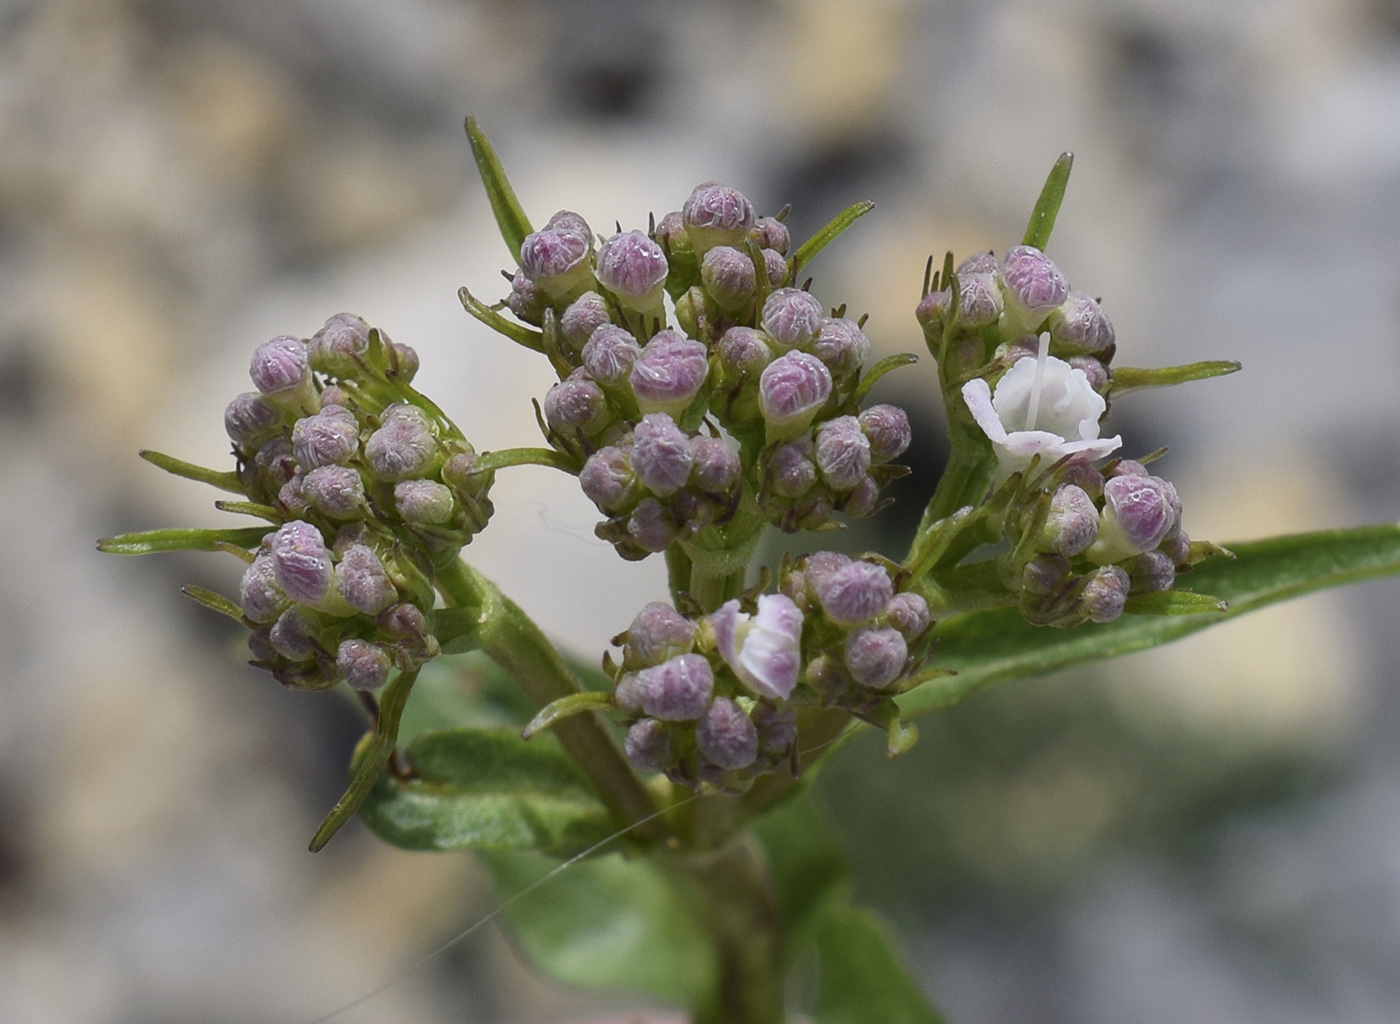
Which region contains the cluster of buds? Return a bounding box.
[502,184,914,559]
[224,314,496,689]
[609,554,932,790]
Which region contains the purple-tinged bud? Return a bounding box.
[1095,473,1179,558]
[716,327,773,378]
[278,475,310,516]
[335,543,397,615]
[1128,550,1176,593]
[613,673,644,714]
[654,211,689,252]
[247,629,277,664]
[519,228,593,296]
[811,318,871,382]
[365,405,438,481]
[1109,459,1148,479]
[1050,293,1115,356]
[308,313,371,377]
[709,594,805,701]
[753,703,797,756]
[690,436,742,494]
[631,413,694,497]
[319,385,350,407]
[270,520,333,604]
[250,336,310,396]
[885,592,930,638]
[597,230,669,311]
[545,209,593,241]
[581,324,642,387]
[1041,483,1098,556]
[252,437,298,491]
[815,560,894,625]
[1081,565,1130,623]
[758,351,832,441]
[841,475,881,518]
[224,392,282,448]
[915,289,951,328]
[303,464,366,520]
[696,697,759,771]
[845,626,907,689]
[269,606,320,660]
[626,602,696,668]
[624,718,671,774]
[543,372,608,436]
[954,272,1003,329]
[378,602,430,644]
[762,249,788,287]
[394,478,456,525]
[814,415,872,491]
[957,252,1000,275]
[560,292,612,355]
[292,411,359,470]
[700,245,758,311]
[1023,554,1072,596]
[635,653,714,721]
[338,639,391,691]
[630,330,709,418]
[1161,531,1191,566]
[1001,245,1069,317]
[682,183,756,253]
[858,405,912,463]
[240,550,287,624]
[801,551,852,599]
[627,498,676,553]
[506,269,544,326]
[580,446,639,514]
[761,287,825,352]
[767,438,817,498]
[1069,356,1109,392]
[389,342,419,383]
[752,216,789,255]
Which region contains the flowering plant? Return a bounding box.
[100,126,1400,1023]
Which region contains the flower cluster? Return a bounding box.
[610,554,932,790]
[227,315,494,690]
[504,184,913,559]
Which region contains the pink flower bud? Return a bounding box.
[335,543,397,615]
[762,249,788,286]
[626,602,696,668]
[394,478,456,524]
[506,269,544,326]
[761,287,825,352]
[1022,554,1072,596]
[627,498,676,553]
[696,697,759,771]
[630,330,708,418]
[815,560,893,625]
[758,351,832,439]
[631,413,694,497]
[270,520,333,604]
[811,318,871,382]
[766,438,817,498]
[885,592,930,638]
[708,594,804,701]
[580,445,638,514]
[519,227,592,294]
[1050,292,1115,355]
[700,245,758,311]
[624,718,672,774]
[1081,565,1130,623]
[545,209,593,240]
[1101,473,1179,554]
[1069,356,1109,392]
[635,653,714,721]
[1127,550,1176,593]
[239,549,287,624]
[682,183,756,253]
[308,313,371,377]
[291,410,359,470]
[954,272,1003,328]
[560,292,612,354]
[845,625,907,689]
[858,404,912,463]
[269,606,320,660]
[543,372,608,435]
[365,405,438,481]
[224,392,282,449]
[302,464,367,520]
[250,336,310,395]
[1001,245,1069,316]
[716,326,773,377]
[338,638,391,691]
[597,230,669,310]
[581,324,642,386]
[814,415,872,491]
[690,436,742,494]
[752,216,789,255]
[1042,483,1098,556]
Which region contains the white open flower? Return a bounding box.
[707,594,804,701]
[962,353,1121,481]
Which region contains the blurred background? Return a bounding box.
[3,0,1400,1020]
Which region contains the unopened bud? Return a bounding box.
[394,478,456,525]
[690,436,742,494]
[240,550,287,624]
[1069,356,1109,392]
[1022,553,1072,596]
[766,438,817,498]
[758,351,832,441]
[1041,483,1098,556]
[519,227,593,297]
[957,251,999,275]
[1081,565,1130,623]
[308,313,371,377]
[597,230,668,311]
[815,559,893,625]
[545,209,593,241]
[716,326,773,378]
[814,415,872,491]
[624,718,672,774]
[858,404,912,463]
[811,318,871,383]
[1001,245,1069,317]
[338,638,391,691]
[506,269,544,326]
[630,330,708,418]
[751,216,789,255]
[696,696,759,771]
[580,445,639,514]
[625,602,696,668]
[250,336,311,396]
[885,592,930,638]
[269,606,320,660]
[627,498,676,553]
[302,464,367,520]
[543,372,608,436]
[841,475,881,518]
[1049,293,1115,356]
[631,413,694,497]
[635,653,714,721]
[708,594,804,701]
[335,543,397,615]
[581,324,642,387]
[1095,473,1179,557]
[224,392,282,449]
[270,520,333,604]
[761,287,825,352]
[1127,549,1176,593]
[954,272,1004,329]
[845,626,908,689]
[700,245,757,311]
[560,292,612,355]
[365,405,438,481]
[292,410,359,470]
[762,249,788,287]
[682,183,756,253]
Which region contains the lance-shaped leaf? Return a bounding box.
[1022,152,1073,250]
[139,449,243,493]
[357,727,614,857]
[899,523,1400,717]
[791,200,875,277]
[458,286,545,352]
[811,900,947,1024]
[97,525,271,555]
[1111,360,1242,395]
[852,352,919,405]
[465,116,534,260]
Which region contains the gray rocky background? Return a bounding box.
[2,0,1400,1021]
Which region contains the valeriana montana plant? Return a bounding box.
[99,125,1400,1024]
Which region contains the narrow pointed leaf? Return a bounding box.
[1124,590,1227,615]
[852,353,919,404]
[458,286,545,352]
[522,691,614,739]
[1111,360,1243,395]
[899,523,1400,717]
[180,585,244,622]
[791,200,875,276]
[465,116,534,260]
[812,901,946,1024]
[1022,152,1073,250]
[97,526,271,555]
[358,727,613,856]
[139,450,243,493]
[213,500,281,522]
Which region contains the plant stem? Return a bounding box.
[434,558,667,841]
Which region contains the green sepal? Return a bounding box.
[465,116,534,261]
[97,525,271,555]
[309,668,418,852]
[1111,360,1242,395]
[180,585,244,623]
[790,200,875,278]
[851,352,919,405]
[139,449,243,494]
[1123,590,1228,615]
[357,727,614,856]
[458,286,545,353]
[1022,152,1073,250]
[811,900,947,1024]
[521,690,615,740]
[899,523,1400,717]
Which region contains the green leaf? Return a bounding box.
[852,352,919,405]
[139,449,243,493]
[1111,360,1242,395]
[1123,589,1228,615]
[180,585,244,622]
[812,901,946,1024]
[457,286,545,353]
[900,523,1400,717]
[358,727,614,857]
[465,116,534,260]
[97,525,271,555]
[1022,152,1073,250]
[791,200,875,277]
[521,690,614,739]
[482,848,717,1005]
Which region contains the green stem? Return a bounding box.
[434,558,666,841]
[680,485,767,613]
[475,446,577,474]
